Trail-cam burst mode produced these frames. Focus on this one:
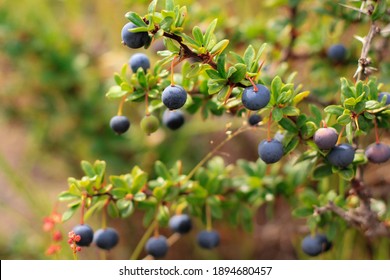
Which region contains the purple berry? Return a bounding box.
[93,228,119,250]
[327,144,355,168]
[169,214,192,234]
[197,230,220,249]
[327,44,347,63]
[313,127,338,150]
[301,234,332,257]
[258,139,284,164]
[365,143,390,164]
[72,224,94,247]
[145,236,169,258]
[110,115,130,134]
[129,53,150,73]
[121,22,150,49]
[162,85,187,110]
[162,109,185,130]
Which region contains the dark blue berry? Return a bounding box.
[145,236,169,258]
[110,115,130,134]
[93,228,119,250]
[365,143,390,164]
[72,224,94,247]
[162,85,187,110]
[129,53,150,73]
[258,139,284,164]
[313,127,338,150]
[241,84,270,111]
[378,92,390,105]
[121,22,150,49]
[197,230,220,249]
[163,109,185,130]
[301,234,332,257]
[327,44,347,63]
[327,143,355,168]
[169,214,192,234]
[248,114,262,126]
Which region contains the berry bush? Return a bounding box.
[3,0,389,260]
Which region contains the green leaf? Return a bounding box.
[110,176,128,189]
[272,107,283,122]
[119,201,134,218]
[271,76,282,104]
[217,85,231,102]
[148,0,158,14]
[160,16,174,31]
[217,54,227,78]
[228,63,246,83]
[131,172,148,194]
[58,191,80,201]
[62,203,80,222]
[105,85,128,99]
[125,12,147,27]
[282,106,300,116]
[372,0,387,21]
[165,0,174,11]
[312,164,333,180]
[206,69,222,79]
[338,168,355,180]
[210,39,229,55]
[292,90,310,105]
[292,207,313,218]
[284,137,299,154]
[337,114,351,125]
[279,118,298,133]
[81,161,96,178]
[84,200,105,221]
[133,192,147,201]
[192,26,204,45]
[243,45,255,67]
[204,19,217,49]
[107,201,119,218]
[324,105,344,116]
[208,79,226,95]
[155,161,171,180]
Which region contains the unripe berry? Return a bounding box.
[258,139,284,164]
[313,127,338,150]
[241,84,270,111]
[365,143,390,164]
[140,115,159,135]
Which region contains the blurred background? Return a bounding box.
[1,0,389,259]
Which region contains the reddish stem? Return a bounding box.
[336,126,346,145]
[267,110,273,141]
[321,120,327,128]
[374,117,380,144]
[247,76,258,92]
[145,90,150,116]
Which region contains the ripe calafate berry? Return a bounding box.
[121,22,150,49]
[162,109,185,130]
[93,228,119,250]
[140,115,159,135]
[145,236,169,258]
[129,53,150,73]
[72,224,94,247]
[169,214,192,234]
[110,115,130,134]
[365,143,390,164]
[241,84,270,111]
[197,230,220,249]
[248,114,262,126]
[258,139,284,164]
[162,85,187,110]
[378,92,390,105]
[313,127,338,150]
[301,234,332,257]
[327,44,347,63]
[327,143,355,168]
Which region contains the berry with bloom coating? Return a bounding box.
[248,114,262,126]
[129,53,150,73]
[72,224,94,247]
[145,236,169,258]
[241,84,270,111]
[327,143,355,168]
[93,228,119,250]
[169,214,192,234]
[258,139,284,164]
[378,92,390,105]
[162,109,185,130]
[301,234,332,257]
[327,44,347,63]
[162,85,187,110]
[365,143,390,164]
[110,116,130,134]
[197,230,220,249]
[313,127,338,150]
[121,22,150,49]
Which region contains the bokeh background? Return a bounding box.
[1,0,390,259]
